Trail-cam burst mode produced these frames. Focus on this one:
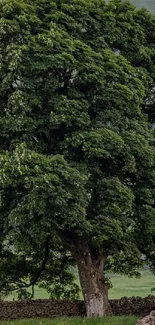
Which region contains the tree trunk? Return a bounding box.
[73,242,112,317]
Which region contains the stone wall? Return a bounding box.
[111,296,155,316]
[0,297,155,320]
[0,300,86,320]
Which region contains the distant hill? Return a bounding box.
[130,0,155,12]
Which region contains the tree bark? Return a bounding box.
[73,241,112,317]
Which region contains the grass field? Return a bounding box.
[108,270,155,298]
[0,316,138,325]
[7,269,155,300]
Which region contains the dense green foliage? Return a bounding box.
[1,0,155,312]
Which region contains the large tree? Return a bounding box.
[1,0,155,317]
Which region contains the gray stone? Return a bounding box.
[137,311,155,325]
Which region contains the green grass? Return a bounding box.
[7,269,155,301]
[108,270,155,298]
[0,316,138,325]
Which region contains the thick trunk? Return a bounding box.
[74,242,112,317]
[83,286,110,317]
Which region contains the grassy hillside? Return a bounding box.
[6,270,155,300]
[108,270,154,298]
[130,0,155,12]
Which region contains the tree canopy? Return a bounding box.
[1,0,155,317]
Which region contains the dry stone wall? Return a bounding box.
[0,297,155,320]
[111,296,155,316]
[0,300,85,320]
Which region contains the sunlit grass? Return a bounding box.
[6,270,155,300]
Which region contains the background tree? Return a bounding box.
[1,0,155,318]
